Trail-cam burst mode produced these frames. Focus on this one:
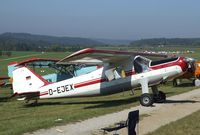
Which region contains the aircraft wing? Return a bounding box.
[16,58,60,68]
[57,48,168,66]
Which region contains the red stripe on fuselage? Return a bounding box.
[150,57,187,72]
[73,70,136,89]
[40,92,48,96]
[74,78,106,88]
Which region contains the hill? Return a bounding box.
[0,32,104,51]
[130,38,200,47]
[95,38,132,45]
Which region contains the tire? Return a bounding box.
[140,93,154,107]
[154,91,166,103]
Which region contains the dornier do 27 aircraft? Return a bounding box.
[10,48,188,107]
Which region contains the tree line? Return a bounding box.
[130,38,200,47]
[0,42,94,52]
[0,32,105,52]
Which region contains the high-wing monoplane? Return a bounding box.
[11,48,188,106]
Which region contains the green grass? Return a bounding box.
[146,109,200,135]
[0,51,38,59]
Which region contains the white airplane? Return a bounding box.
[11,48,188,106]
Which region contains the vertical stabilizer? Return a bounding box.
[12,67,48,94]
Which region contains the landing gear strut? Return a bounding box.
[139,79,154,107]
[139,86,166,107]
[139,79,166,106]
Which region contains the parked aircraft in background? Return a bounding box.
[10,48,189,106]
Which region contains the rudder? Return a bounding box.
[12,67,49,94]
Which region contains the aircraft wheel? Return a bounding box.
[154,91,166,103]
[140,93,154,107]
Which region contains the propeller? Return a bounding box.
[183,57,196,72]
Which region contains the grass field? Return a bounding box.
[0,46,200,135]
[146,109,200,135]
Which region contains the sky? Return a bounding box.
[0,0,200,40]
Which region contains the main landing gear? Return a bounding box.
[139,86,166,107]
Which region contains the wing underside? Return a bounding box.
[57,48,168,66]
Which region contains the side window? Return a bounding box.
[105,67,122,81]
[74,66,98,76]
[133,56,151,74]
[105,68,115,81]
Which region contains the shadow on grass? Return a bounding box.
[164,99,199,104]
[0,96,10,102]
[24,96,140,109]
[23,92,176,108]
[176,83,194,87]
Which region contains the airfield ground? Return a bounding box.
[1,82,196,135]
[0,46,200,135]
[23,87,200,135]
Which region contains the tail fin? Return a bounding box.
[12,67,49,94]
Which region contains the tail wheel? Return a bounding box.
[140,93,154,107]
[154,91,166,103]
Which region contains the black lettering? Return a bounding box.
[61,86,65,92]
[70,84,74,90]
[57,87,61,93]
[65,85,69,91]
[49,89,53,95]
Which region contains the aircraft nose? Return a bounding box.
[178,57,188,72]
